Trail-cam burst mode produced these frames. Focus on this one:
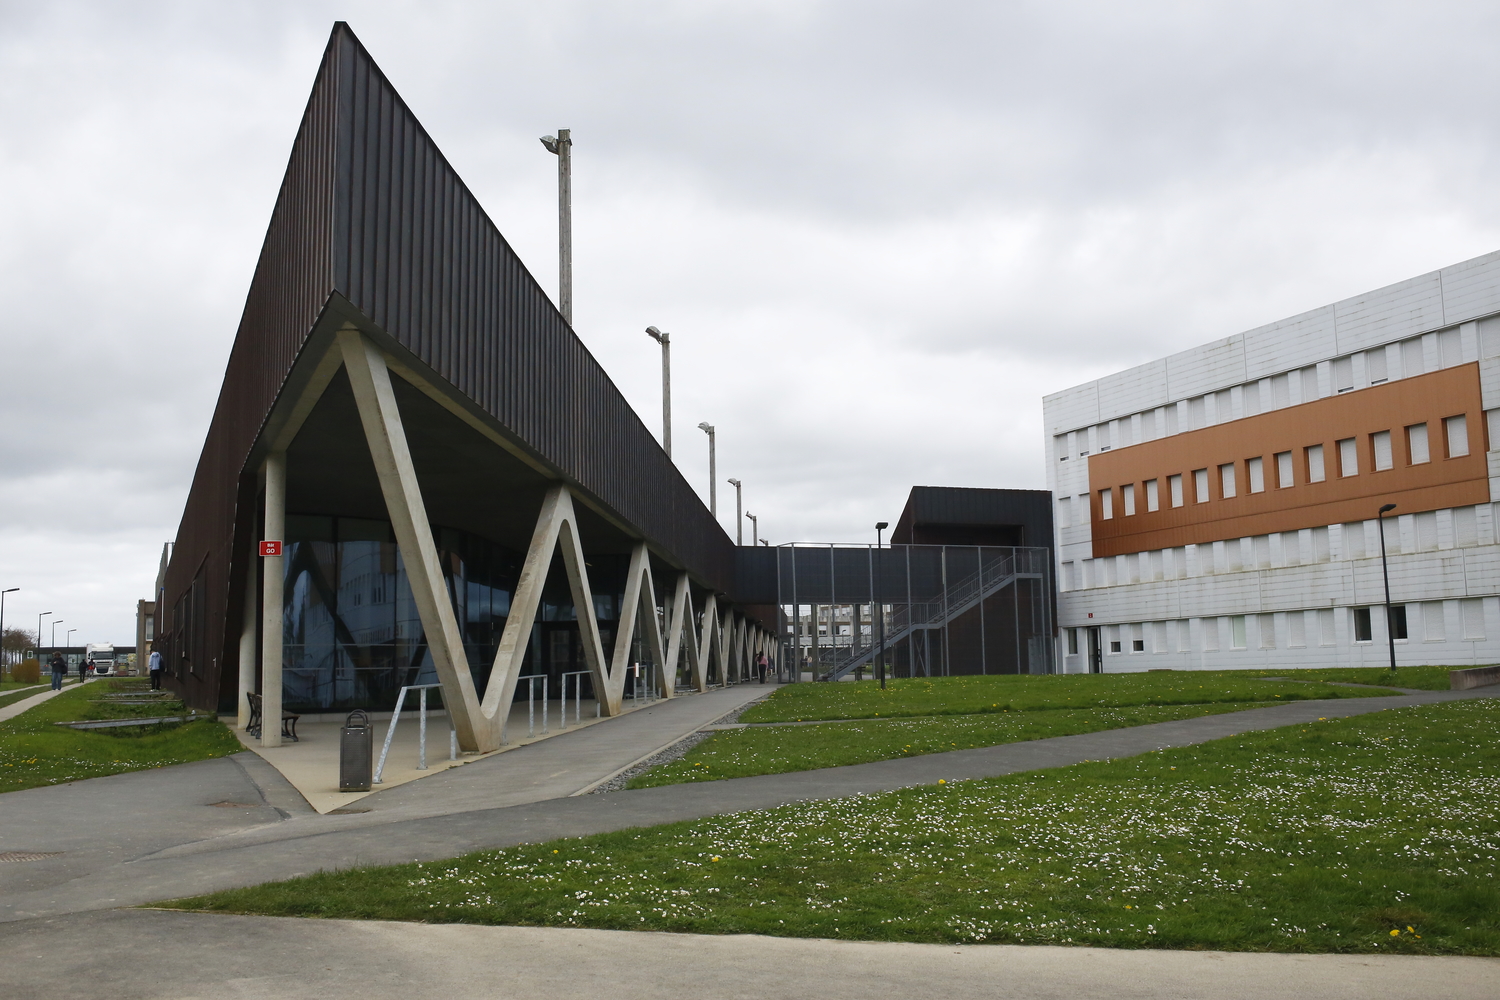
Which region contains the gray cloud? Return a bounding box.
[3,0,1500,641]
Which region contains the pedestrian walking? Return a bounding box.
[148,647,163,691]
[755,651,768,684]
[49,652,66,690]
[77,657,89,685]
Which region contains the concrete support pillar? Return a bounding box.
[260,451,285,748]
[236,539,257,730]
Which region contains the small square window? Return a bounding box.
[1109,640,1122,653]
[1131,639,1145,652]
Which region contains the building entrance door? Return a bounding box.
[1087,626,1103,674]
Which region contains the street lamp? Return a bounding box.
[746,512,759,547]
[645,326,671,457]
[51,620,64,646]
[728,479,743,545]
[1378,503,1398,673]
[539,129,573,326]
[875,521,889,690]
[698,422,717,518]
[0,587,16,676]
[38,611,51,655]
[66,629,76,647]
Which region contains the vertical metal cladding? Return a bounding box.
[162,23,734,711]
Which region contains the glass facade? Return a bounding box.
[281,514,630,712]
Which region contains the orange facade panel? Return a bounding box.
[1088,363,1490,557]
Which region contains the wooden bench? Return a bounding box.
[245,691,300,742]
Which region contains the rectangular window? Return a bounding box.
[1300,365,1320,400]
[1189,396,1207,429]
[1372,430,1392,471]
[1258,613,1275,648]
[1055,434,1069,461]
[1153,621,1168,652]
[1122,483,1136,516]
[1057,496,1071,528]
[1271,373,1290,408]
[1440,327,1462,367]
[1389,605,1408,641]
[1100,488,1113,519]
[1194,468,1210,503]
[1169,474,1184,507]
[1229,615,1247,649]
[1367,347,1388,385]
[1201,617,1220,651]
[1288,610,1306,648]
[1462,599,1485,640]
[1247,456,1265,493]
[1353,607,1372,642]
[1445,414,1469,457]
[1338,437,1358,477]
[1067,628,1080,655]
[1407,423,1429,464]
[1306,444,1325,482]
[1334,355,1355,392]
[1275,451,1293,488]
[1402,336,1424,377]
[1319,608,1336,646]
[1219,463,1237,498]
[1145,479,1159,512]
[1132,638,1145,652]
[1423,601,1446,642]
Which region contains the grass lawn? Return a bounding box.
[0,683,51,711]
[629,702,1277,788]
[1242,665,1458,691]
[162,697,1500,954]
[740,671,1399,724]
[0,678,242,793]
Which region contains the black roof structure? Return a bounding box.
[160,23,734,711]
[891,486,1054,549]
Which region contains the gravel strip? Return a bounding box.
[588,691,773,794]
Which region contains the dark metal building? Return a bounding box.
[157,23,753,720]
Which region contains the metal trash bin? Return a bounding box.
[340,709,374,792]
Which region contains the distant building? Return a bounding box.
[1045,251,1500,671]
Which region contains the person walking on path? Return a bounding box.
[148,648,163,691]
[755,651,768,684]
[49,652,67,691]
[77,656,89,685]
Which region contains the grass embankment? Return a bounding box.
[630,672,1397,788]
[164,698,1500,954]
[1243,665,1457,691]
[0,678,242,793]
[0,682,51,711]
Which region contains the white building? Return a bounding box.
[1044,249,1500,672]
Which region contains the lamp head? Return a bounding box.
[876,521,889,531]
[698,422,714,434]
[728,478,741,487]
[2,587,17,593]
[646,326,668,345]
[539,135,559,154]
[1379,503,1398,514]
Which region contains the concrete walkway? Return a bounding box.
[2,684,1492,925]
[2,909,1496,1000]
[0,679,83,724]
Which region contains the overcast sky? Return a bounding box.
[5,1,1500,646]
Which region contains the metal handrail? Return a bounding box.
[559,669,597,728]
[516,673,548,738]
[373,683,456,784]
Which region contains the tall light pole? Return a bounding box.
[539,129,573,326]
[38,611,51,654]
[728,479,743,545]
[646,326,671,457]
[698,422,716,518]
[66,628,76,649]
[875,521,889,690]
[51,620,64,646]
[1378,503,1398,673]
[0,587,16,675]
[746,512,758,547]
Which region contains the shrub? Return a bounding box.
[12,659,39,684]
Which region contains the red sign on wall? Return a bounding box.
[259,540,283,557]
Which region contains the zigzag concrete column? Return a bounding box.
[259,451,285,748]
[338,330,485,751]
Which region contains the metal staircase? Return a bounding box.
[818,550,1045,681]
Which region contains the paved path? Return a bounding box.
[0,679,81,724]
[1,909,1495,1000]
[2,685,1492,924]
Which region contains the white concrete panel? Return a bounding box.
[1095,359,1170,422]
[1164,335,1247,401]
[1440,249,1500,326]
[1480,358,1500,412]
[1042,383,1101,435]
[1243,305,1337,380]
[1333,270,1445,354]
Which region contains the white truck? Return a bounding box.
[85,643,115,677]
